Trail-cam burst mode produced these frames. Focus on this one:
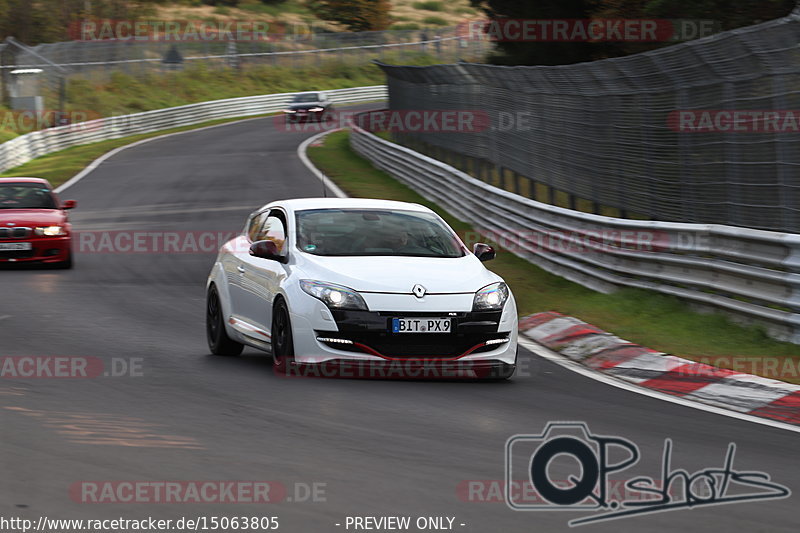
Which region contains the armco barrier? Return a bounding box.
[349,121,800,344]
[0,85,387,173]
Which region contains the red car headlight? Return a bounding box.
[34,225,66,236]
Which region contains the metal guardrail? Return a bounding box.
[350,121,800,344]
[0,85,387,173]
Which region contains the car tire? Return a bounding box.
[272,298,295,374]
[206,284,244,356]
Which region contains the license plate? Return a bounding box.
[391,317,451,333]
[0,242,31,251]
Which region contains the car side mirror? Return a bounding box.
[473,243,496,262]
[62,200,77,210]
[250,240,286,263]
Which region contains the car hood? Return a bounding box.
[0,209,65,227]
[294,253,501,294]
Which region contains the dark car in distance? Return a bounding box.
[283,92,335,123]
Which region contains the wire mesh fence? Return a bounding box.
[377,10,800,233]
[4,26,487,84]
[0,25,486,133]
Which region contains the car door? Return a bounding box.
[238,209,289,335]
[226,210,268,325]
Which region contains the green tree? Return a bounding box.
[590,0,797,58]
[470,0,797,65]
[308,0,392,32]
[0,0,164,45]
[468,0,600,65]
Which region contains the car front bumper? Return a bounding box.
[284,110,325,122]
[290,301,519,371]
[285,359,516,380]
[0,236,71,264]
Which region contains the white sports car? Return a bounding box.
[206,198,518,379]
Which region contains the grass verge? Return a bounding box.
[308,130,800,383]
[0,53,449,140]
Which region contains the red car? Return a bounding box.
[0,177,76,268]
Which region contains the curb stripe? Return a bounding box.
[750,391,800,424]
[518,312,562,331]
[539,324,606,347]
[520,311,800,427]
[638,364,739,397]
[583,345,662,370]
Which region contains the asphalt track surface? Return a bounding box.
[0,113,798,533]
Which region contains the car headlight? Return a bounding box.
[34,225,65,236]
[472,282,509,311]
[309,107,324,112]
[300,280,368,310]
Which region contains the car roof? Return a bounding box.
[264,198,431,214]
[0,177,51,186]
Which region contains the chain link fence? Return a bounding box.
[377,10,800,234]
[3,26,487,83]
[0,26,486,133]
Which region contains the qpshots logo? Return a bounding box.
[505,422,790,527]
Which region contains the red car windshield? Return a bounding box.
[0,183,57,209]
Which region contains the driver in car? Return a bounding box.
[0,186,21,206]
[383,230,429,254]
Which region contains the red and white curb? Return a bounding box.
[520,312,800,426]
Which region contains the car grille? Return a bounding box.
[0,227,31,239]
[316,331,509,358]
[321,309,506,358]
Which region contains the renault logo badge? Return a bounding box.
[412,284,426,298]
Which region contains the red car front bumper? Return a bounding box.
[0,235,71,264]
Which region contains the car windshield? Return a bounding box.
[0,183,56,209]
[296,208,465,258]
[292,93,320,103]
